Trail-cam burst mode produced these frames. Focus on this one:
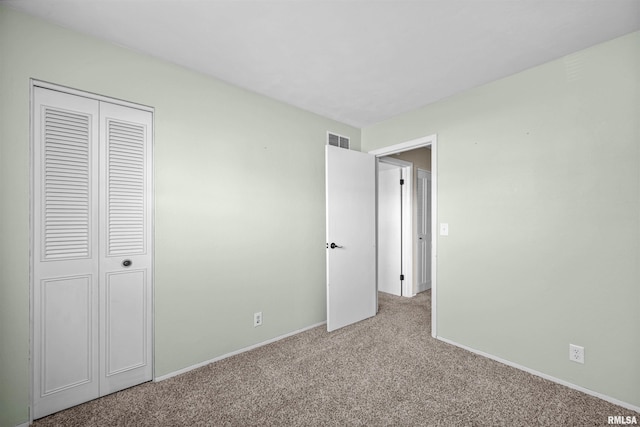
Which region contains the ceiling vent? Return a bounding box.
[327,132,350,149]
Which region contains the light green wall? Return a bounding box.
[2,5,638,426]
[0,6,359,426]
[363,32,640,408]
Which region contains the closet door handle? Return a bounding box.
[122,259,132,267]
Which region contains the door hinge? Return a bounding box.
[400,274,405,281]
[400,179,405,185]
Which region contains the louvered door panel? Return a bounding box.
[106,119,146,256]
[42,108,92,260]
[417,170,431,292]
[99,101,153,396]
[33,87,100,419]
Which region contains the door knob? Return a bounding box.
[329,243,343,249]
[122,259,132,267]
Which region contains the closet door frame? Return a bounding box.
[29,79,155,422]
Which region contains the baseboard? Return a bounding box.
[14,422,30,427]
[155,321,327,382]
[416,281,431,294]
[437,336,640,414]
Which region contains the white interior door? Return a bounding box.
[32,87,101,419]
[377,163,402,296]
[417,169,431,292]
[325,145,376,332]
[98,102,153,395]
[33,85,153,419]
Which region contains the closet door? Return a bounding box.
[32,85,153,418]
[33,88,100,418]
[417,169,431,292]
[98,102,153,394]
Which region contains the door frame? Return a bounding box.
[369,135,438,338]
[377,157,413,297]
[29,79,155,422]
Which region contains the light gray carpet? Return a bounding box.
[34,291,638,426]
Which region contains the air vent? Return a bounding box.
[327,132,349,149]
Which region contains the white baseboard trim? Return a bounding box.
[14,422,29,427]
[416,282,431,294]
[155,321,327,382]
[436,336,640,413]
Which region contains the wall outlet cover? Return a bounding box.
[254,312,263,327]
[569,344,584,364]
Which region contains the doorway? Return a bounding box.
[369,135,437,337]
[325,135,437,335]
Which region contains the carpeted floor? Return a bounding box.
[33,291,638,426]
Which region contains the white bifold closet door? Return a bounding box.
[32,86,153,419]
[417,169,431,292]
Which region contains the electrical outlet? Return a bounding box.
[254,312,262,327]
[569,344,584,364]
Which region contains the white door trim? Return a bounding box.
[31,79,154,113]
[369,134,438,338]
[378,157,413,297]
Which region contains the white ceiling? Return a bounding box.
[4,0,640,127]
